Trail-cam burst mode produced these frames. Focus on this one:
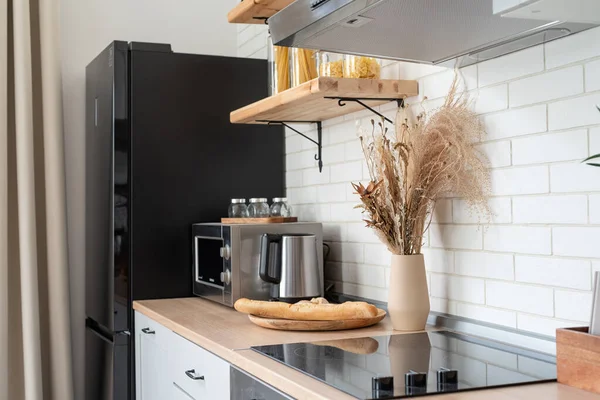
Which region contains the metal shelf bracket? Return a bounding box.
[326,97,405,125]
[259,120,323,172]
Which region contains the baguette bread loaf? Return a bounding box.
[234,298,378,321]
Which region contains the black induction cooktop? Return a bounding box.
[251,330,556,399]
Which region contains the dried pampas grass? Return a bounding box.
[353,75,490,255]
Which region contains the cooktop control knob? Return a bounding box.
[437,368,458,391]
[372,376,393,391]
[220,269,231,285]
[405,370,427,395]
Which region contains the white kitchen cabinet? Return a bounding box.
[135,311,230,400]
[134,312,173,400]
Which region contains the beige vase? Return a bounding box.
[387,254,430,331]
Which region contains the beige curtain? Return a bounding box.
[0,0,74,399]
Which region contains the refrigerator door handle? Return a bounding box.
[141,327,155,335]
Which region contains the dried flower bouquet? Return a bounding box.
[353,76,491,255]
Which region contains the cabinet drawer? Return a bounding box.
[170,333,230,400]
[135,312,172,345]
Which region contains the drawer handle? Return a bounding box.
[141,327,155,334]
[185,369,204,381]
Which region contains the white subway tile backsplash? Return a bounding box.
[329,242,364,263]
[589,194,600,223]
[317,183,348,203]
[430,224,483,250]
[330,202,364,221]
[545,26,600,69]
[345,140,364,161]
[322,143,346,165]
[330,161,363,183]
[303,166,330,186]
[325,262,343,281]
[430,297,457,315]
[482,105,547,141]
[478,46,544,87]
[286,170,303,188]
[422,248,454,273]
[589,127,600,156]
[548,92,600,131]
[555,290,593,321]
[512,129,587,165]
[288,186,317,205]
[346,223,380,244]
[344,264,386,288]
[551,162,600,192]
[322,223,346,242]
[515,256,591,290]
[585,59,600,92]
[455,251,514,280]
[453,198,511,224]
[456,303,517,328]
[490,166,549,195]
[364,244,392,267]
[475,141,511,168]
[328,121,357,144]
[513,195,587,224]
[517,314,583,337]
[553,227,600,258]
[473,85,508,115]
[422,71,457,100]
[484,226,551,255]
[336,282,388,302]
[431,274,485,304]
[486,281,554,316]
[509,66,584,107]
[240,24,600,331]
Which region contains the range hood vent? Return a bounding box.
[269,0,598,66]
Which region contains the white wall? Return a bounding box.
[238,26,600,338]
[60,1,238,398]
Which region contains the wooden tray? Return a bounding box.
[248,309,386,331]
[557,326,600,394]
[221,217,298,224]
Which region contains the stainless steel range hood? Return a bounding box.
[269,0,599,66]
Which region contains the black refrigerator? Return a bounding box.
[85,41,285,400]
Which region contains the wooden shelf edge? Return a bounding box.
[230,77,419,124]
[228,0,294,24]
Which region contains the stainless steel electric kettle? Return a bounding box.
[259,233,322,302]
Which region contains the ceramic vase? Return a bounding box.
[387,254,430,331]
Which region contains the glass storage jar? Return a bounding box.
[270,197,292,217]
[343,55,381,79]
[228,198,249,218]
[291,48,318,87]
[317,51,344,78]
[248,198,270,218]
[267,32,290,95]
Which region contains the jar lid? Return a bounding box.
[272,197,288,202]
[230,198,246,204]
[249,198,268,203]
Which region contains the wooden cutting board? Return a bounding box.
[248,309,386,331]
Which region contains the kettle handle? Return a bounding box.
[259,234,282,284]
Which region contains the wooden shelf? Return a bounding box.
[228,0,294,24]
[230,77,419,124]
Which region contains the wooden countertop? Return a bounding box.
[133,297,600,400]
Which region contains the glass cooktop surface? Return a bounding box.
[251,330,556,399]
